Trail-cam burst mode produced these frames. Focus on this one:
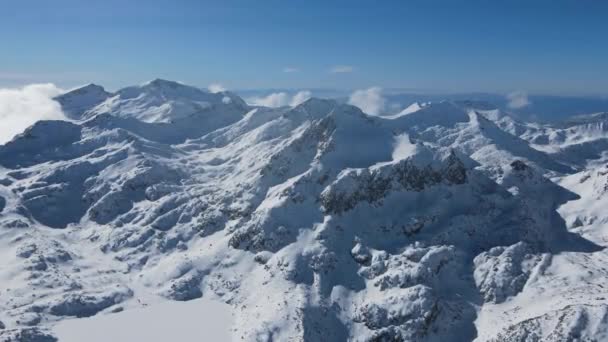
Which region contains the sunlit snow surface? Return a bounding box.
[3,81,608,341]
[53,298,232,342]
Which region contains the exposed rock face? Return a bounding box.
[161,272,204,301]
[0,328,57,342]
[320,153,467,215]
[474,242,548,304]
[47,287,133,318]
[510,159,529,171]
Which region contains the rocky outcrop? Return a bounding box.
[474,242,547,303]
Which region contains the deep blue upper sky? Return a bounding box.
[1,0,607,95]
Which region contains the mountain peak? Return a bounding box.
[74,80,248,123]
[122,79,210,97]
[54,83,112,120]
[60,83,110,97]
[296,97,338,110]
[143,78,187,89]
[78,83,107,92]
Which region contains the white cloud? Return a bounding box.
[330,65,354,73]
[283,67,299,73]
[247,90,312,108]
[0,83,66,144]
[248,92,290,107]
[208,83,226,93]
[392,133,417,161]
[507,91,530,109]
[290,91,312,107]
[348,87,386,115]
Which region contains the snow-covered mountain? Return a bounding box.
[54,84,112,120]
[1,80,607,342]
[56,79,248,125]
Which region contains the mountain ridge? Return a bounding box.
[1,80,608,342]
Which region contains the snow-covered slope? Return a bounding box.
[1,81,607,342]
[472,159,608,342]
[386,101,573,177]
[480,108,608,169]
[523,112,608,150]
[54,84,112,120]
[85,79,248,123]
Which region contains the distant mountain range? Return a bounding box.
[238,88,608,123]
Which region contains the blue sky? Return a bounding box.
[1,0,607,95]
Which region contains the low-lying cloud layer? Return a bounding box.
[0,83,66,144]
[348,87,386,115]
[247,91,312,108]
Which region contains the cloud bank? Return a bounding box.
[0,83,66,144]
[289,91,312,107]
[247,90,312,108]
[348,87,386,115]
[507,91,531,109]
